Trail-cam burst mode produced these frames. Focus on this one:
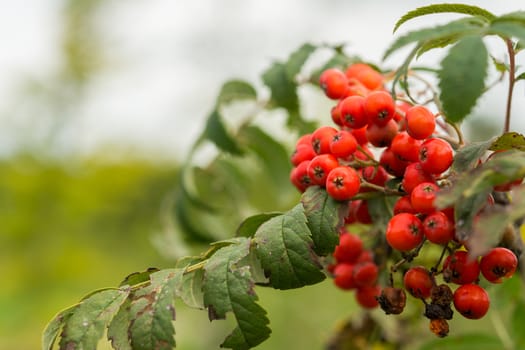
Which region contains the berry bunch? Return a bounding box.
[289,62,521,337]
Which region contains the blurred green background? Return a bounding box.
[1,1,524,349]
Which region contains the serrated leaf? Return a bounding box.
[470,186,525,257]
[127,269,180,350]
[384,18,485,60]
[452,138,494,173]
[236,212,282,238]
[239,126,292,188]
[217,80,257,106]
[285,43,316,79]
[489,132,525,151]
[58,288,130,350]
[42,305,78,350]
[119,267,160,288]
[175,264,205,309]
[416,34,462,57]
[107,299,132,350]
[203,109,244,155]
[203,237,271,349]
[301,186,347,256]
[438,36,488,123]
[393,3,495,33]
[253,204,325,289]
[419,333,503,350]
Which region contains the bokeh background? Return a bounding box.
[1,1,524,349]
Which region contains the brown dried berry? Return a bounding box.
[429,318,449,338]
[425,303,453,320]
[377,287,406,315]
[430,284,453,306]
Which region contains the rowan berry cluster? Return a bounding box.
[289,62,521,337]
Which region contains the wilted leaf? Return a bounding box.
[301,186,347,256]
[203,237,271,349]
[438,36,488,123]
[489,132,525,151]
[253,204,325,289]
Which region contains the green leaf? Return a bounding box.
[285,43,317,79]
[416,34,462,57]
[489,132,525,151]
[203,237,271,349]
[127,269,180,350]
[58,288,130,350]
[384,18,485,60]
[516,71,525,82]
[203,109,244,155]
[438,36,488,123]
[301,186,347,256]
[236,212,282,238]
[470,186,525,256]
[489,20,525,42]
[419,333,503,350]
[367,196,396,229]
[174,263,205,309]
[262,62,299,112]
[511,298,525,347]
[42,305,77,350]
[119,267,160,288]
[253,204,325,289]
[452,138,494,173]
[107,299,132,350]
[393,3,495,33]
[217,80,257,106]
[239,126,292,188]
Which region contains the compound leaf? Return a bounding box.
[438,36,488,123]
[301,186,347,256]
[253,204,325,289]
[393,3,495,33]
[58,288,129,350]
[203,109,244,155]
[203,237,271,349]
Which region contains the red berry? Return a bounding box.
[340,95,368,129]
[330,102,344,127]
[386,213,424,251]
[453,284,490,319]
[405,105,436,140]
[291,143,316,166]
[355,285,381,308]
[393,195,416,215]
[353,262,379,287]
[350,126,368,145]
[366,119,398,147]
[423,211,455,244]
[290,161,313,192]
[419,138,453,174]
[307,154,340,186]
[333,263,356,290]
[319,68,348,100]
[360,166,389,190]
[326,166,361,201]
[480,247,518,283]
[403,266,434,299]
[402,162,435,194]
[330,130,358,159]
[311,126,338,155]
[345,63,384,90]
[443,251,480,285]
[410,182,439,214]
[364,90,395,126]
[333,231,363,264]
[391,132,422,162]
[380,147,411,177]
[346,200,372,224]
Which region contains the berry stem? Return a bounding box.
[360,180,404,196]
[504,38,516,134]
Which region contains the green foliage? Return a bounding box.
[438,36,488,123]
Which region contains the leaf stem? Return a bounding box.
[185,260,207,273]
[504,39,516,134]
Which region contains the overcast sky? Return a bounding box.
[0,1,524,159]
